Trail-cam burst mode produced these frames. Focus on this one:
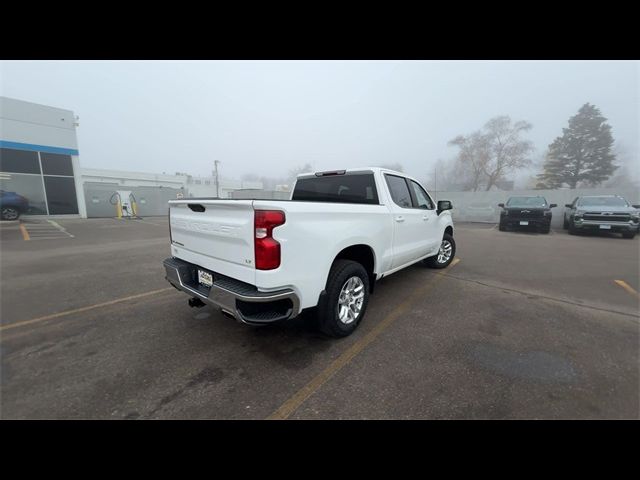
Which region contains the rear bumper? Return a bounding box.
[163,257,300,325]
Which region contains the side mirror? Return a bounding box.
[498,203,505,208]
[549,203,557,208]
[437,200,452,215]
[633,204,640,209]
[565,204,572,208]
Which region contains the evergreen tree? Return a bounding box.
[538,103,617,188]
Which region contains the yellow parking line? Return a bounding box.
[0,287,173,333]
[19,222,30,241]
[614,280,639,299]
[267,258,461,420]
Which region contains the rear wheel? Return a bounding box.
[425,233,456,269]
[316,260,370,338]
[1,207,20,221]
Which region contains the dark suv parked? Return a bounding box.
[498,196,556,234]
[564,195,639,239]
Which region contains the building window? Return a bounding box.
[43,176,78,214]
[0,148,79,216]
[40,153,74,176]
[0,173,48,215]
[0,148,41,174]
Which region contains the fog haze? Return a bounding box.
[1,60,637,183]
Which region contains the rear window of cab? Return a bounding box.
[292,173,379,204]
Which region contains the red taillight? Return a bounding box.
[254,210,285,270]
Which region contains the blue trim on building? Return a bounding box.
[0,140,79,156]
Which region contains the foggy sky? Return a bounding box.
[1,60,637,183]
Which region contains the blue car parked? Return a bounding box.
[0,190,29,220]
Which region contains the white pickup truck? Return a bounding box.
[163,167,455,337]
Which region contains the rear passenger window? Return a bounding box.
[385,174,412,208]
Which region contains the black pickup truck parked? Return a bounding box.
[498,196,557,234]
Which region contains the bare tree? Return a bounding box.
[448,132,491,191]
[480,116,534,191]
[449,116,533,191]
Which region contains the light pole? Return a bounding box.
[214,160,221,198]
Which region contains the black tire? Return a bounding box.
[316,259,370,338]
[1,207,20,221]
[498,221,506,231]
[425,233,456,269]
[622,232,636,239]
[540,224,551,234]
[563,217,569,229]
[568,217,578,235]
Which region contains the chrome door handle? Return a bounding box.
[395,216,405,222]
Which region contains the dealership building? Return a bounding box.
[0,96,86,218]
[1,97,263,219]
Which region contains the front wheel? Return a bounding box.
[622,232,636,239]
[316,259,370,338]
[1,207,20,221]
[425,233,456,269]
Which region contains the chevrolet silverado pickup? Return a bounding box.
[498,196,557,233]
[163,168,455,337]
[563,195,640,238]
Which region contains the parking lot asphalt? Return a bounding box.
[1,218,638,419]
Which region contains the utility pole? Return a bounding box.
[434,165,437,202]
[213,160,221,198]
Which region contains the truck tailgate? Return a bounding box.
[169,200,256,285]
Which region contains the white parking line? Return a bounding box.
[21,220,74,240]
[47,220,75,237]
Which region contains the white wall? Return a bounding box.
[81,168,263,199]
[81,168,186,189]
[0,97,78,151]
[435,187,640,227]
